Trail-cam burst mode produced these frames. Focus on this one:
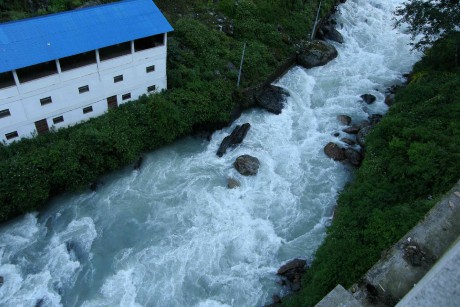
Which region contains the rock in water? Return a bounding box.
[216,123,251,157]
[361,94,376,104]
[324,142,346,161]
[234,155,260,176]
[134,155,143,170]
[297,40,338,68]
[385,93,395,106]
[341,138,356,146]
[357,125,374,147]
[342,126,360,134]
[255,85,288,115]
[272,295,282,304]
[345,148,363,167]
[337,115,352,125]
[227,178,241,189]
[277,259,307,276]
[0,276,3,287]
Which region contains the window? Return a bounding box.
[0,72,15,89]
[134,34,164,51]
[0,109,11,119]
[60,51,96,71]
[99,41,131,61]
[5,131,18,140]
[147,85,156,92]
[114,75,123,83]
[122,93,131,100]
[16,61,57,83]
[146,65,155,73]
[40,96,52,106]
[53,116,64,124]
[83,106,93,114]
[78,85,89,94]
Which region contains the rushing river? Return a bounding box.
[0,0,420,306]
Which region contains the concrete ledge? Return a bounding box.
[316,285,363,307]
[396,236,460,307]
[351,179,460,306]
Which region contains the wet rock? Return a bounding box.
[234,155,260,176]
[345,148,364,167]
[66,241,74,253]
[342,126,360,134]
[333,132,340,137]
[134,155,143,170]
[337,115,352,125]
[341,138,356,146]
[0,275,3,287]
[290,275,302,292]
[385,93,395,106]
[361,94,376,104]
[368,114,383,125]
[255,85,289,115]
[323,26,344,44]
[324,142,346,161]
[357,126,374,147]
[227,178,241,189]
[272,294,282,304]
[217,123,251,157]
[277,259,307,276]
[89,180,102,192]
[35,298,45,307]
[297,40,338,68]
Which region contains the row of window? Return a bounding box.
[2,84,157,120]
[0,34,164,87]
[3,85,156,141]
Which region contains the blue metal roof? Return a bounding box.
[0,0,173,73]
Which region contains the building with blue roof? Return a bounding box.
[0,0,173,143]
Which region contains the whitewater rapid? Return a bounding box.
[0,0,420,306]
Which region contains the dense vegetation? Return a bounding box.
[0,0,338,222]
[283,32,460,306]
[0,0,118,22]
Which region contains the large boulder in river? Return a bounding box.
[324,142,346,161]
[255,85,289,115]
[297,40,338,69]
[234,155,260,176]
[217,123,251,157]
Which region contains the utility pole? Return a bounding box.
[311,1,322,40]
[237,42,246,88]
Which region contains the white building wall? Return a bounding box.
[0,36,168,144]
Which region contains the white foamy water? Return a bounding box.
[0,1,420,306]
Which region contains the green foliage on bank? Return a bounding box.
[0,79,234,221]
[0,0,338,222]
[282,33,460,306]
[0,0,119,22]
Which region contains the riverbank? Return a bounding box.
[282,32,460,306]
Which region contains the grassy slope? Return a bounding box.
[282,33,460,306]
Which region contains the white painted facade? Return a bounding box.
[0,35,168,144]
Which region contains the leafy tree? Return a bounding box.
[395,0,460,61]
